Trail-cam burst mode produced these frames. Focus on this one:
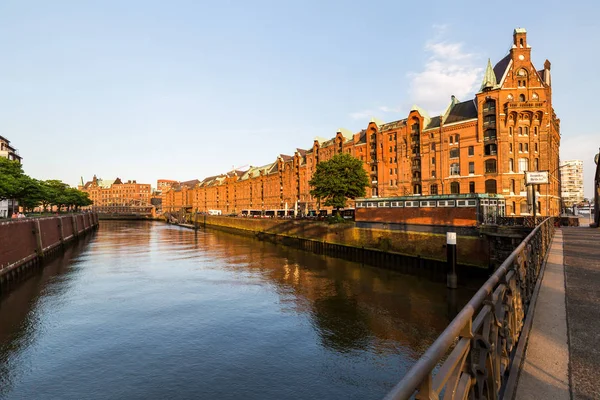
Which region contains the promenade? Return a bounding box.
[516,226,600,400]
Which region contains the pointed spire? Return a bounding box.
[480,58,497,91]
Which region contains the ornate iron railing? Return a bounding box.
[384,217,555,400]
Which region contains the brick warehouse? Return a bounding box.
[162,28,560,217]
[79,175,152,211]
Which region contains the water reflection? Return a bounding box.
[0,221,476,400]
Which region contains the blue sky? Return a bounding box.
[0,0,598,197]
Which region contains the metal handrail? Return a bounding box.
[384,217,555,400]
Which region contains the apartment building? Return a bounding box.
[560,160,584,207]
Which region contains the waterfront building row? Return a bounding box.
[162,29,560,217]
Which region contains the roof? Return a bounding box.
[180,179,200,188]
[425,116,441,130]
[493,54,511,84]
[380,119,406,132]
[444,100,477,124]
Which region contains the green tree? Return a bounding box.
[0,157,25,201]
[309,153,369,210]
[45,180,70,212]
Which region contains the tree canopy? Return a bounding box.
[0,157,92,215]
[309,153,369,210]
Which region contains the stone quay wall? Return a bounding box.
[190,215,490,271]
[0,213,99,286]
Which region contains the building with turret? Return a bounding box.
[162,28,561,217]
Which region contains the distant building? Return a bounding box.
[0,135,22,218]
[79,175,152,214]
[560,160,584,207]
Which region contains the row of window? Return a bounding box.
[356,199,478,208]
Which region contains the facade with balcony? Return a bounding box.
[560,160,584,207]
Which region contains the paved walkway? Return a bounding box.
[516,227,600,400]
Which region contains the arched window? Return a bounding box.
[485,179,497,194]
[519,94,526,102]
[450,182,460,194]
[484,99,496,113]
[525,126,529,135]
[509,158,514,172]
[430,184,438,195]
[534,126,538,135]
[485,159,497,173]
[509,143,513,152]
[484,143,497,156]
[519,127,523,136]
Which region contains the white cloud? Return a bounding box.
[349,110,376,120]
[407,27,483,115]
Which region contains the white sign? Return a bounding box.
[447,232,457,245]
[525,171,549,185]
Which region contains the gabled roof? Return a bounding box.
[493,54,511,84]
[444,100,478,124]
[380,119,406,132]
[425,116,441,130]
[279,154,293,162]
[181,179,200,188]
[113,178,123,185]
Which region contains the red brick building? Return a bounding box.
[79,176,152,209]
[162,28,560,217]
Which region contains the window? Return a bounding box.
[483,99,496,113]
[468,146,474,156]
[450,163,460,176]
[484,115,496,125]
[534,127,538,136]
[524,143,529,152]
[509,143,513,152]
[449,148,459,158]
[469,162,475,174]
[520,202,529,215]
[534,158,539,170]
[389,168,393,174]
[413,184,422,195]
[485,159,497,173]
[449,135,453,144]
[430,184,438,195]
[451,182,460,194]
[484,143,497,156]
[511,179,516,193]
[519,94,526,102]
[431,157,435,165]
[455,134,460,143]
[509,127,513,136]
[525,127,529,136]
[431,143,436,151]
[518,127,523,136]
[431,170,436,178]
[469,181,475,193]
[518,158,529,172]
[534,142,538,152]
[485,179,497,194]
[484,129,497,141]
[519,143,523,152]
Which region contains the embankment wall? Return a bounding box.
[191,215,490,270]
[0,213,99,288]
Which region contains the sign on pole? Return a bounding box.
[525,171,549,185]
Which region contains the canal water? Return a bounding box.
[0,221,476,400]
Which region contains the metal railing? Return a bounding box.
[384,217,555,400]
